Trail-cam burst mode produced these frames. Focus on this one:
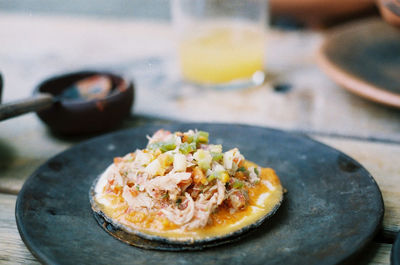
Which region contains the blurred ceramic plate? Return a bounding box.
[317,18,400,108]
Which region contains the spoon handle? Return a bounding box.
[0,93,55,121]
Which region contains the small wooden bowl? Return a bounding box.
[34,71,134,135]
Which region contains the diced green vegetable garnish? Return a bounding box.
[211,152,223,161]
[179,142,197,154]
[207,174,216,182]
[232,181,244,189]
[147,140,176,153]
[254,167,259,176]
[159,141,176,152]
[176,198,182,205]
[207,171,229,183]
[237,166,246,172]
[198,160,211,170]
[185,134,194,143]
[194,149,212,170]
[195,131,209,144]
[135,185,140,191]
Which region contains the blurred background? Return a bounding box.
[0,0,171,20]
[0,0,384,26]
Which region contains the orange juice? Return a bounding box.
[178,25,265,84]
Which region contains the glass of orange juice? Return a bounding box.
[172,0,267,88]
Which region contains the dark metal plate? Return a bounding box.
[16,123,384,265]
[392,232,400,265]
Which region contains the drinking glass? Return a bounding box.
[172,0,268,88]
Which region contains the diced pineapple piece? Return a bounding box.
[145,159,163,176]
[173,153,187,172]
[136,151,153,166]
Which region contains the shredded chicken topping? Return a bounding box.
[99,129,262,230]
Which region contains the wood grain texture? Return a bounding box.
[0,194,40,264]
[0,114,71,194]
[316,136,400,239]
[362,243,392,265]
[356,242,392,265]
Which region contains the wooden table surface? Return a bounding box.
[0,13,399,264]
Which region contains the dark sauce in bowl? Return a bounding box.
[34,71,134,135]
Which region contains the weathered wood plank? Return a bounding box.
[0,194,40,264]
[316,136,400,239]
[0,114,70,194]
[357,242,392,265]
[0,115,160,194]
[0,193,392,264]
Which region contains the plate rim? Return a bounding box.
[316,18,400,109]
[15,122,385,264]
[392,232,400,265]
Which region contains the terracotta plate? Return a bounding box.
[16,123,383,265]
[317,18,400,108]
